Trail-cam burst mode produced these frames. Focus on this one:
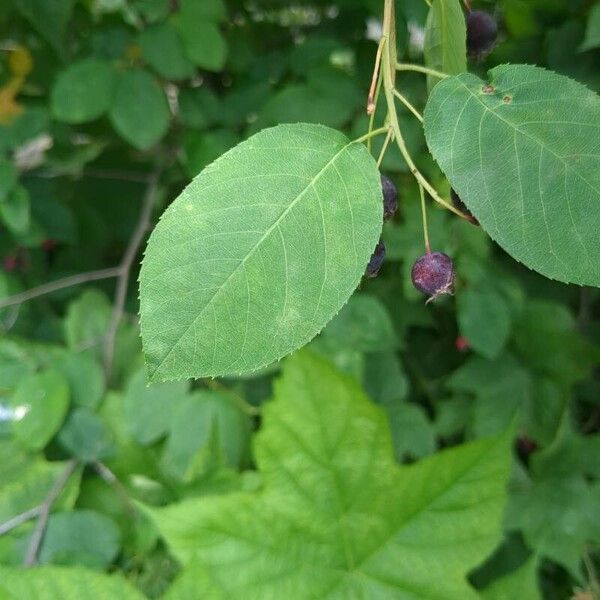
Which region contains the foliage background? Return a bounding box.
[0,0,599,598]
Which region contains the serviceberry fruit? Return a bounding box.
[466,10,498,57]
[365,239,385,278]
[450,189,479,225]
[411,251,454,301]
[380,174,398,220]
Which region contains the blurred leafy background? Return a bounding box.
[0,0,599,598]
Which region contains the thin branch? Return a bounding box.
[103,172,160,381]
[0,267,122,310]
[393,89,423,123]
[353,126,389,145]
[418,183,431,253]
[0,506,41,536]
[396,63,448,79]
[367,37,386,114]
[376,128,393,168]
[93,461,135,515]
[24,459,77,566]
[34,168,153,184]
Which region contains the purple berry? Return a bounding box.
[411,252,454,301]
[380,175,397,220]
[365,239,385,278]
[450,189,479,226]
[466,10,498,57]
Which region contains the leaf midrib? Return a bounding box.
[149,139,356,379]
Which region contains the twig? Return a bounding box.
[0,267,122,310]
[367,37,386,114]
[393,89,423,123]
[376,128,393,168]
[396,62,448,79]
[34,168,153,184]
[93,461,135,515]
[103,172,160,381]
[24,459,77,566]
[0,506,41,536]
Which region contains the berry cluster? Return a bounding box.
[364,174,398,279]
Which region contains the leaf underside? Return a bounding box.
[424,64,600,287]
[139,123,383,381]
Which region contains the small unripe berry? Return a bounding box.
[380,175,398,220]
[454,336,469,352]
[411,251,454,301]
[365,239,385,278]
[466,10,498,57]
[450,189,478,225]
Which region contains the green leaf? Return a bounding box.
[0,565,144,600]
[45,351,105,410]
[176,0,225,22]
[8,370,70,451]
[181,129,238,178]
[123,367,189,446]
[109,68,170,149]
[32,510,120,568]
[0,186,30,235]
[139,22,195,81]
[480,557,540,600]
[579,2,600,52]
[424,64,600,287]
[457,285,512,359]
[0,442,80,523]
[160,390,250,482]
[146,351,512,599]
[64,289,111,353]
[448,353,532,437]
[139,123,383,381]
[58,408,114,462]
[423,0,467,91]
[12,0,75,54]
[177,87,221,129]
[321,294,397,353]
[173,17,227,72]
[51,59,116,124]
[0,159,18,203]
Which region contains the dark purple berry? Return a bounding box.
[466,10,498,57]
[450,189,479,226]
[380,175,397,220]
[411,252,454,301]
[365,239,385,278]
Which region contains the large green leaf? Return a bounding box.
[109,68,170,150]
[51,59,116,124]
[139,124,383,381]
[12,0,75,54]
[138,22,194,81]
[33,510,120,568]
[0,566,144,600]
[7,370,70,451]
[423,0,467,91]
[146,351,512,599]
[424,65,600,286]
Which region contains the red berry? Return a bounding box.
[2,255,17,272]
[450,189,479,226]
[454,336,469,352]
[365,239,385,278]
[380,175,398,221]
[411,251,454,301]
[41,238,57,252]
[466,10,498,57]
